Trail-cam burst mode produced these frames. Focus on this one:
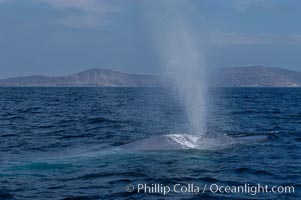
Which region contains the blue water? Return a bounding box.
[0,87,300,199]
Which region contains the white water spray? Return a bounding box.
[163,29,207,135]
[153,3,207,135]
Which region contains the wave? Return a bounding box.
[121,134,268,151]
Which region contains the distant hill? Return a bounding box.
[0,68,162,87]
[0,66,300,87]
[213,66,301,87]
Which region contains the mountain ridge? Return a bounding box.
[213,65,301,87]
[0,66,300,87]
[0,68,162,87]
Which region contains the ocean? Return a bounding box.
[0,87,300,200]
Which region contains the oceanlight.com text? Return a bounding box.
[126,183,295,196]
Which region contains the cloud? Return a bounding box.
[0,0,119,28]
[40,0,120,28]
[232,0,263,11]
[232,0,284,12]
[211,32,301,46]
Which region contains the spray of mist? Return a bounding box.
[145,1,207,135]
[164,27,207,135]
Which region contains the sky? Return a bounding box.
[0,0,301,78]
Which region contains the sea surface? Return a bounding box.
[0,87,300,200]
